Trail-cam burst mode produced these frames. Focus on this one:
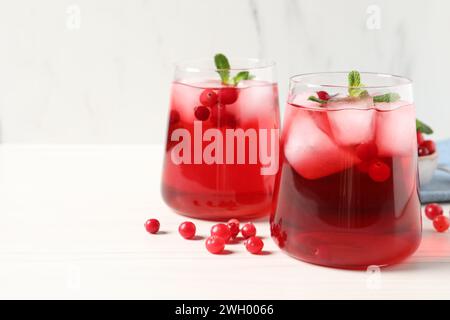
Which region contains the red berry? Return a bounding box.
[421,140,436,154]
[418,146,430,157]
[144,219,160,234]
[433,215,450,233]
[425,203,443,220]
[178,221,196,239]
[227,218,240,238]
[245,236,264,254]
[317,91,330,101]
[241,223,256,239]
[218,87,239,105]
[356,143,378,161]
[199,89,218,107]
[368,160,391,182]
[169,110,180,125]
[194,106,210,121]
[211,223,232,243]
[416,131,424,145]
[205,236,225,254]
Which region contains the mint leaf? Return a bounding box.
[348,71,361,87]
[416,119,433,134]
[233,71,253,85]
[348,70,368,97]
[308,96,328,104]
[214,53,230,84]
[373,93,400,103]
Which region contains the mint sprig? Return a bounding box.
[308,96,328,104]
[416,119,433,134]
[348,70,402,104]
[214,53,231,84]
[348,70,368,97]
[233,71,253,85]
[214,53,254,86]
[373,93,400,103]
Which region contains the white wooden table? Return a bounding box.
[0,145,449,300]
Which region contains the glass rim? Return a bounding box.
[290,71,412,89]
[174,57,276,73]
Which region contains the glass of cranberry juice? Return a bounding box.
[162,58,280,220]
[271,72,421,269]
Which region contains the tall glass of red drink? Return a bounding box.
[271,72,421,269]
[162,55,280,220]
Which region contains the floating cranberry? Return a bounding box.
[194,106,210,121]
[169,110,180,125]
[356,143,378,161]
[433,215,450,233]
[418,146,430,157]
[144,219,160,234]
[211,223,232,243]
[218,87,239,105]
[178,221,196,239]
[205,236,225,254]
[368,160,391,182]
[241,223,256,239]
[425,203,443,221]
[227,218,240,239]
[421,140,436,154]
[416,131,425,145]
[199,89,218,107]
[317,91,330,101]
[245,236,264,254]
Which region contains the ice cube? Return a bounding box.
[284,112,360,180]
[375,102,415,157]
[326,97,375,146]
[289,92,331,134]
[237,81,278,124]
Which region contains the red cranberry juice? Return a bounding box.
[162,80,280,220]
[271,102,421,269]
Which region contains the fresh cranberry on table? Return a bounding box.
[433,215,450,233]
[245,236,264,254]
[211,223,232,243]
[178,221,196,239]
[425,203,443,221]
[227,219,240,239]
[241,223,257,239]
[144,219,160,234]
[205,236,226,254]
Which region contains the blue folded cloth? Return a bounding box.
[419,139,450,203]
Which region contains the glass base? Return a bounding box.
[272,231,422,270]
[162,184,272,221]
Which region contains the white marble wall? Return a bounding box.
[0,0,449,144]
